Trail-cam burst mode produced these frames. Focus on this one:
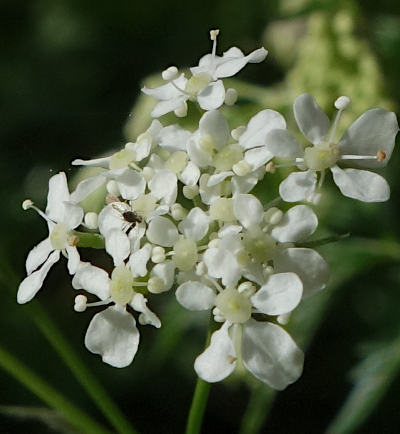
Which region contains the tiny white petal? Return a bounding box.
[112,169,146,201]
[244,147,273,170]
[242,320,304,390]
[176,281,216,311]
[180,161,200,186]
[293,94,330,145]
[26,237,53,275]
[72,262,110,300]
[70,174,106,204]
[150,260,175,292]
[251,272,303,315]
[159,124,191,152]
[178,208,210,241]
[130,293,161,328]
[66,245,80,274]
[194,322,236,382]
[46,172,70,222]
[148,169,178,205]
[199,110,230,148]
[72,156,111,168]
[17,250,60,304]
[274,248,330,298]
[197,81,225,111]
[105,229,130,266]
[265,129,303,158]
[279,170,317,202]
[233,194,263,229]
[331,166,390,202]
[146,216,179,247]
[207,171,233,187]
[129,243,152,277]
[271,205,318,242]
[62,202,84,229]
[85,305,139,368]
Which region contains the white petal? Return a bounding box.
[46,172,70,222]
[251,272,302,315]
[70,174,106,204]
[178,208,210,241]
[203,248,241,287]
[147,216,179,247]
[207,171,233,187]
[265,129,302,158]
[112,169,146,201]
[242,320,304,390]
[17,250,60,304]
[142,74,186,99]
[66,245,80,274]
[98,205,124,235]
[233,194,263,229]
[339,108,399,168]
[105,229,130,265]
[271,205,318,242]
[274,248,330,298]
[72,262,110,300]
[159,124,191,152]
[331,166,390,202]
[26,237,53,275]
[187,135,213,168]
[239,110,286,150]
[130,293,161,328]
[215,47,267,78]
[194,322,236,382]
[231,172,260,195]
[279,170,317,202]
[150,260,175,292]
[129,243,152,277]
[199,174,221,205]
[148,169,177,205]
[244,147,273,170]
[180,161,200,186]
[71,156,111,168]
[85,305,139,368]
[197,81,225,111]
[199,110,230,148]
[62,202,84,229]
[176,281,216,310]
[151,97,187,118]
[293,94,330,145]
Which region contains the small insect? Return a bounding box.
[108,195,143,235]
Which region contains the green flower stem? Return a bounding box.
[73,231,105,249]
[0,345,110,434]
[0,257,136,434]
[239,383,275,434]
[296,232,350,248]
[185,318,217,434]
[28,303,137,434]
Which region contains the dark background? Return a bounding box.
[1,0,400,433]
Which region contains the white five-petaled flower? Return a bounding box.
[176,276,304,389]
[73,262,161,368]
[265,94,399,203]
[142,29,267,118]
[18,172,84,304]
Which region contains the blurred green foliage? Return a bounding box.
[1,0,400,433]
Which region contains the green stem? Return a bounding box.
[296,232,350,248]
[0,345,110,434]
[1,258,136,434]
[27,303,137,434]
[239,383,275,434]
[185,319,217,434]
[73,231,105,249]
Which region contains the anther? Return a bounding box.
[265,161,276,173]
[74,295,87,312]
[210,29,220,41]
[22,199,34,210]
[376,149,386,162]
[68,234,79,247]
[224,88,238,106]
[162,66,178,81]
[334,95,351,110]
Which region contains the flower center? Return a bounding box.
[185,72,212,96]
[50,223,70,250]
[304,143,340,171]
[243,229,276,263]
[109,149,136,170]
[173,238,198,271]
[110,264,134,306]
[213,144,243,171]
[216,287,252,324]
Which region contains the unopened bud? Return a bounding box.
[84,212,98,229]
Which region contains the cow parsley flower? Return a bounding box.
[265,94,399,202]
[18,172,83,304]
[73,262,161,367]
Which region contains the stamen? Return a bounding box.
[22,200,53,224]
[162,66,178,81]
[209,29,220,75]
[377,149,386,162]
[329,96,350,143]
[340,154,380,161]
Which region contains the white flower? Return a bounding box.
[266,94,399,202]
[142,30,267,118]
[18,172,84,304]
[175,277,303,389]
[72,262,161,368]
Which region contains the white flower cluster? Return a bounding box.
[18,30,398,390]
